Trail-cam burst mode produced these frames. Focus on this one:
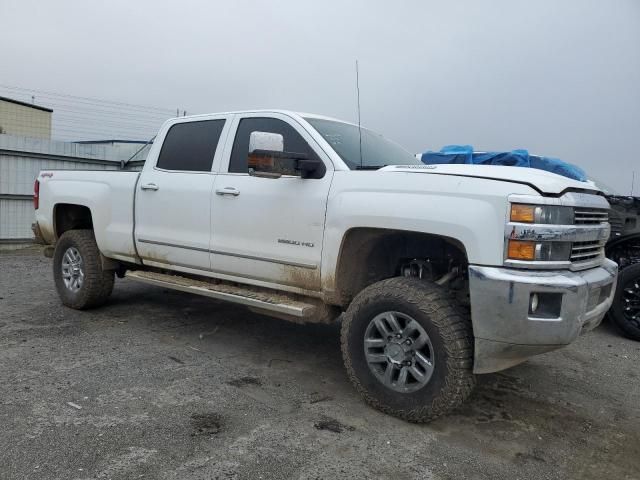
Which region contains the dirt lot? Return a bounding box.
[1,248,639,480]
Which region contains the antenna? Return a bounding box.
[120,135,156,169]
[632,170,636,196]
[355,60,363,168]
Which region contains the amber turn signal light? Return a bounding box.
[510,204,535,223]
[508,240,536,261]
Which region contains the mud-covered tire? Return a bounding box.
[609,263,640,341]
[53,230,114,310]
[341,277,475,422]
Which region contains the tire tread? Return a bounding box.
[610,263,640,340]
[53,230,114,310]
[341,277,475,422]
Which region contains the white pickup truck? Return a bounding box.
[33,110,617,421]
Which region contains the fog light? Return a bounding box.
[528,292,563,318]
[530,293,539,313]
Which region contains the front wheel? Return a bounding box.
[341,277,475,422]
[609,263,640,341]
[53,230,114,309]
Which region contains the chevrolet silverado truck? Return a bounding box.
[33,110,617,421]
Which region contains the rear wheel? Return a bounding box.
[53,230,114,309]
[341,277,475,422]
[610,263,640,341]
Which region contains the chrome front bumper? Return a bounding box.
[468,259,618,373]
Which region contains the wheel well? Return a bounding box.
[333,228,469,306]
[54,204,93,239]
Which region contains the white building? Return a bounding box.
[0,134,147,248]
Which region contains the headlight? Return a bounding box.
[510,204,573,224]
[506,194,609,270]
[507,240,572,261]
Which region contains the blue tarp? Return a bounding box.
[420,145,587,182]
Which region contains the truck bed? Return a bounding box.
[35,169,140,262]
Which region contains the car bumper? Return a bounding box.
[468,259,618,373]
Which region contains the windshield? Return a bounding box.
[304,118,421,169]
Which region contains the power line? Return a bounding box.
[52,129,160,140]
[53,116,166,129]
[52,130,157,140]
[0,84,185,142]
[5,118,159,136]
[3,94,176,118]
[0,84,176,114]
[51,124,158,135]
[2,96,173,127]
[0,97,174,120]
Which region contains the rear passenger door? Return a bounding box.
[135,116,231,271]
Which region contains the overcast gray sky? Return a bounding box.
[2,0,639,193]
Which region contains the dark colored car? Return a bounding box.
[606,195,640,340]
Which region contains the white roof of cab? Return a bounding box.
[177,109,356,126]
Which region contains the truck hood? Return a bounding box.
[380,164,601,195]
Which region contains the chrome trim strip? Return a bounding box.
[505,223,610,242]
[503,220,609,271]
[137,238,318,269]
[138,238,210,253]
[503,253,605,271]
[209,249,318,270]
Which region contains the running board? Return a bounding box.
[125,270,317,319]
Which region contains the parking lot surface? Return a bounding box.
[1,248,639,480]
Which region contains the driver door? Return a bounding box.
[210,113,333,290]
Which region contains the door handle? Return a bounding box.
[215,187,240,196]
[141,183,159,191]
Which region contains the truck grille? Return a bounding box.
[571,240,604,263]
[574,208,608,225]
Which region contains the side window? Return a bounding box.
[228,117,321,174]
[156,119,225,172]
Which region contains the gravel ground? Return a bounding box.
[1,248,639,480]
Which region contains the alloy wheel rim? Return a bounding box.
[622,277,640,327]
[61,247,84,292]
[364,311,435,393]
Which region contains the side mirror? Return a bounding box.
[249,131,284,153]
[247,131,321,179]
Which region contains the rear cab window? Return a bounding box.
[156,119,226,172]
